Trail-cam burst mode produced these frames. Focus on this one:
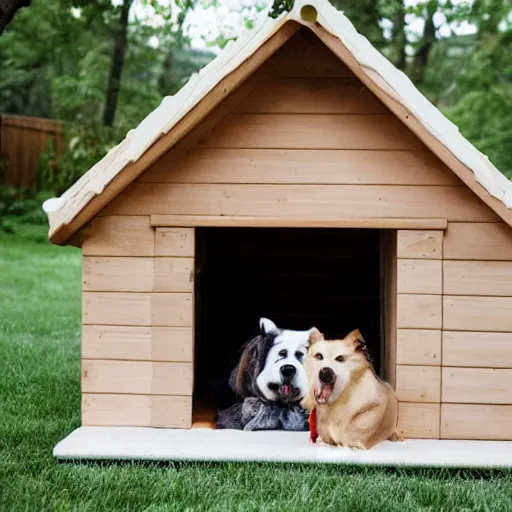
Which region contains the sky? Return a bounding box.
[125,0,479,53]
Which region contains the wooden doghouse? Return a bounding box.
[45,0,512,443]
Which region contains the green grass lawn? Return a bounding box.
[2,225,512,511]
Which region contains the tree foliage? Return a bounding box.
[447,14,512,176]
[0,0,31,35]
[0,0,511,199]
[0,0,213,127]
[0,0,214,194]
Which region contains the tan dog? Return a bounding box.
[302,328,400,450]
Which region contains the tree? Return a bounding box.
[329,0,386,49]
[391,0,406,70]
[103,0,134,126]
[409,0,438,86]
[447,0,512,177]
[0,0,31,35]
[0,0,88,117]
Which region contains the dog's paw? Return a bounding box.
[346,441,369,451]
[388,432,404,442]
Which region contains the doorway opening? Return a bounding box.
[194,227,387,425]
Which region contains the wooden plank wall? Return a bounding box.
[81,216,194,428]
[441,222,512,440]
[103,30,497,226]
[395,230,443,439]
[394,223,512,440]
[0,114,62,188]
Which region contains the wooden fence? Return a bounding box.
[0,114,63,188]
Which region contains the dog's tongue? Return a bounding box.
[281,384,291,396]
[318,383,333,402]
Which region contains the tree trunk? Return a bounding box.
[0,0,31,35]
[158,47,174,96]
[103,0,133,127]
[392,0,407,71]
[409,0,437,86]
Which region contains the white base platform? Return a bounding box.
[54,427,512,468]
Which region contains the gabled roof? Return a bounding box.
[43,0,512,244]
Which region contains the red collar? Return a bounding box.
[309,407,318,443]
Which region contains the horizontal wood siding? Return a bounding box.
[83,257,153,292]
[441,404,512,440]
[233,77,390,114]
[140,149,459,186]
[443,331,512,368]
[444,260,512,296]
[266,29,353,78]
[103,184,495,222]
[395,365,441,403]
[397,259,442,295]
[442,367,512,404]
[83,257,194,292]
[199,113,423,150]
[155,228,195,257]
[82,360,193,395]
[396,329,441,366]
[82,394,192,428]
[82,326,193,362]
[82,292,193,327]
[82,216,155,256]
[397,294,442,329]
[444,222,512,260]
[441,222,512,439]
[397,230,443,259]
[443,296,512,332]
[398,403,440,439]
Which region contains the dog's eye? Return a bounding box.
[335,355,345,362]
[295,351,304,361]
[314,353,323,360]
[278,349,287,358]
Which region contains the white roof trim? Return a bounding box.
[45,0,512,239]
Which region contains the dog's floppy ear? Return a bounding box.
[259,317,278,334]
[346,329,372,362]
[230,335,273,398]
[308,327,324,345]
[231,339,256,397]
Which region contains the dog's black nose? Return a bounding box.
[280,364,296,380]
[319,367,335,384]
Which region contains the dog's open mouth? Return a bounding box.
[280,384,298,398]
[268,383,301,401]
[315,383,333,404]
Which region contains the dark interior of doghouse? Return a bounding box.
[194,228,384,425]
